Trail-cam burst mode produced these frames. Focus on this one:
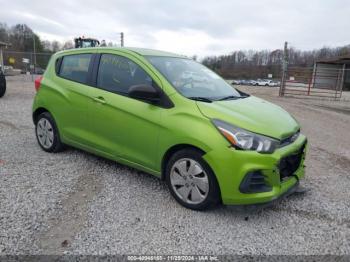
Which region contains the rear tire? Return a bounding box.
[35,112,65,153]
[165,149,220,210]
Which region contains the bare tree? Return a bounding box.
[51,41,61,52]
[62,40,74,50]
[202,44,350,79]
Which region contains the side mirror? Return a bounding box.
[128,84,160,102]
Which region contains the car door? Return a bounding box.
[53,53,95,145]
[88,52,164,170]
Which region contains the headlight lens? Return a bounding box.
[212,119,279,153]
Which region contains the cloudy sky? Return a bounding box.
[0,0,349,57]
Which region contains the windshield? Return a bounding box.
[147,56,242,101]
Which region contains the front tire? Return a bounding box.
[165,149,220,210]
[35,112,65,153]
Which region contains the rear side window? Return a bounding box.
[97,54,152,94]
[59,54,92,84]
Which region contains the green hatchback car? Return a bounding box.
[32,47,307,210]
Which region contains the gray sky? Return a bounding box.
[0,0,349,56]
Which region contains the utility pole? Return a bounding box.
[33,34,36,74]
[23,30,37,80]
[120,32,124,47]
[279,41,288,97]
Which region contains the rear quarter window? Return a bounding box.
[58,54,92,84]
[55,57,62,74]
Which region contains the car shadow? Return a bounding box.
[62,146,309,219]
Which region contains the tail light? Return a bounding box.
[34,76,43,92]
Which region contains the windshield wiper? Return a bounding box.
[218,95,248,101]
[188,96,213,103]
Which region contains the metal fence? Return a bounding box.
[2,51,52,79]
[279,65,347,100]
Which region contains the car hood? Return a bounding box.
[196,96,300,140]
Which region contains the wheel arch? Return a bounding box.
[161,144,206,180]
[32,107,50,124]
[162,143,223,207]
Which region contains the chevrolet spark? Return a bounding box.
[32,47,307,210]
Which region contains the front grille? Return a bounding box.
[278,142,306,181]
[239,171,272,193]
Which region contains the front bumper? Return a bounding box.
[203,134,307,205]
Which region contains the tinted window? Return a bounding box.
[55,57,62,74]
[97,54,152,94]
[59,54,92,83]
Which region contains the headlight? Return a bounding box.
[212,119,279,153]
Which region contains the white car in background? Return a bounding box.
[250,80,258,85]
[231,79,242,85]
[256,79,272,86]
[3,66,21,76]
[268,81,280,87]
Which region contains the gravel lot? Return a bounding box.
[0,75,350,255]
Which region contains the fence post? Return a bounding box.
[307,63,316,96]
[279,41,288,97]
[338,64,346,100]
[30,52,34,82]
[0,47,4,73]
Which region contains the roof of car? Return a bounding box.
[125,47,186,57]
[56,47,187,58]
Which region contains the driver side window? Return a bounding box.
[97,54,153,95]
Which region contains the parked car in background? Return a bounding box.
[250,80,258,86]
[268,81,280,87]
[240,80,251,85]
[231,79,242,85]
[33,47,307,210]
[3,65,21,76]
[256,79,273,86]
[232,79,279,87]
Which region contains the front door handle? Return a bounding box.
[92,96,106,104]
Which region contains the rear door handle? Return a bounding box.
[92,96,106,104]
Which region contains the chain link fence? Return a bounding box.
[2,51,53,81]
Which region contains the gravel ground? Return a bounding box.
[0,76,349,255]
